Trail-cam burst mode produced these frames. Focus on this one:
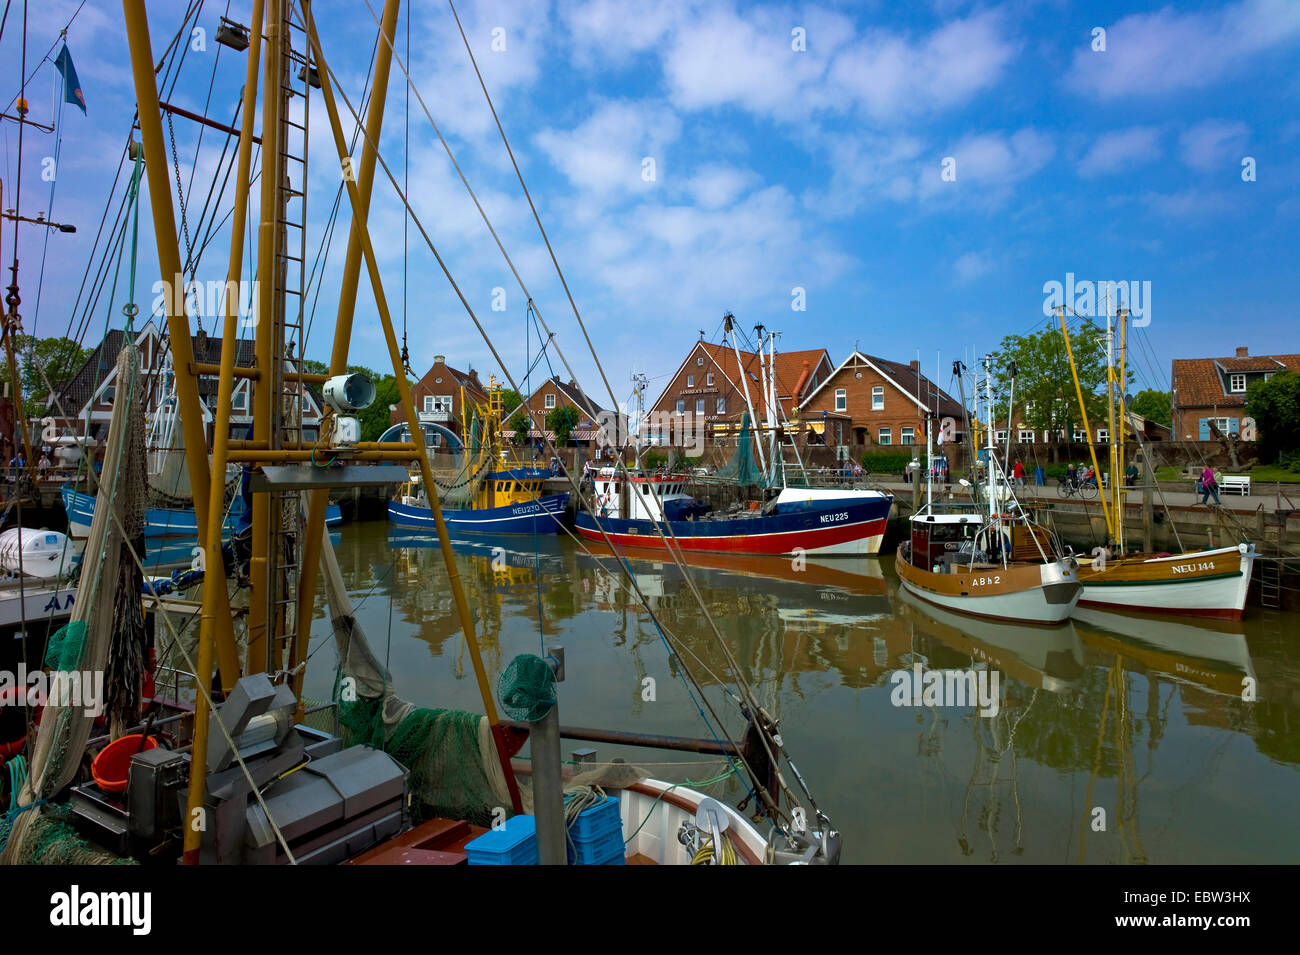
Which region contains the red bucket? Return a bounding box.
[91,734,158,793]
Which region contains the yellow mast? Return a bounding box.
[1117,308,1129,552]
[1058,307,1115,541]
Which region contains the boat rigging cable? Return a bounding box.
[343,0,816,832]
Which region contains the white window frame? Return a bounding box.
[1072,429,1086,443]
[675,399,685,415]
[544,393,557,409]
[706,372,714,386]
[432,395,453,414]
[1212,417,1232,435]
[878,428,891,446]
[1229,373,1246,393]
[716,397,725,414]
[871,386,884,411]
[1096,429,1109,443]
[423,395,435,413]
[900,426,915,446]
[696,398,705,415]
[1018,429,1035,443]
[835,388,847,412]
[995,429,1008,443]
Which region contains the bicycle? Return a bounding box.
[1057,476,1097,500]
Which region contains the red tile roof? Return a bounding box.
[1171,353,1300,409]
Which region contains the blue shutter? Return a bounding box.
[1229,418,1240,436]
[1198,418,1210,440]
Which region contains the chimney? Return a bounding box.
[909,359,920,372]
[1235,347,1248,358]
[434,354,445,364]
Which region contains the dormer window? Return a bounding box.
[1229,373,1246,393]
[696,356,705,366]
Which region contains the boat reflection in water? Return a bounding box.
[1071,606,1255,698]
[895,585,1085,694]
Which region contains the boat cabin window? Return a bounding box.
[925,521,975,543]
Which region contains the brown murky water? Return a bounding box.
[300,521,1300,864]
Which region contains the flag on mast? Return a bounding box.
[54,43,86,114]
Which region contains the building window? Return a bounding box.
[423,395,435,413]
[716,397,726,414]
[1072,429,1086,443]
[901,426,915,445]
[1018,429,1035,443]
[686,374,694,388]
[835,388,847,412]
[433,395,453,414]
[706,372,714,386]
[995,430,1007,443]
[1229,373,1246,393]
[545,393,556,409]
[675,399,685,414]
[878,428,891,445]
[696,398,705,415]
[871,386,884,411]
[697,356,705,366]
[232,391,246,411]
[1096,429,1109,443]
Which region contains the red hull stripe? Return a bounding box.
[1076,597,1244,621]
[575,517,887,556]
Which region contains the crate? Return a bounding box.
[565,794,625,865]
[465,814,538,866]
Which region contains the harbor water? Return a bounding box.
[299,520,1299,865]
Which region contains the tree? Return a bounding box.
[546,404,580,445]
[506,405,530,445]
[992,319,1119,451]
[1127,389,1171,428]
[18,336,90,416]
[1245,371,1300,461]
[358,374,406,442]
[500,388,522,415]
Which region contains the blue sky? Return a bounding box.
[3,0,1298,415]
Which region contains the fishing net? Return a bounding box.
[498,654,556,722]
[317,517,530,823]
[8,805,136,866]
[716,412,765,487]
[2,343,146,864]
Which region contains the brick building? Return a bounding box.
[399,354,488,439]
[646,340,833,445]
[1171,346,1300,440]
[508,375,608,451]
[796,350,964,451]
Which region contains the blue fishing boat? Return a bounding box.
[388,467,568,535]
[62,485,343,539]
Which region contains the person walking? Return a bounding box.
[1199,465,1221,505]
[1012,459,1025,487]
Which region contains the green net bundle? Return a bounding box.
[716,412,765,488]
[337,695,503,827]
[498,654,556,722]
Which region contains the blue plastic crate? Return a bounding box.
[466,814,538,866]
[565,794,624,865]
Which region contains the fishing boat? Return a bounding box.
[576,465,891,556]
[61,484,342,538]
[1056,307,1256,619]
[895,357,1080,623]
[388,379,569,535]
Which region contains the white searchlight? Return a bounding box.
[322,373,375,448]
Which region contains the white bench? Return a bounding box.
[1220,475,1251,495]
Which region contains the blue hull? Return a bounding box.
[62,486,343,538]
[387,493,570,534]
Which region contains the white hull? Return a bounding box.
[898,561,1080,624]
[615,778,770,865]
[0,583,76,629]
[1077,545,1254,618]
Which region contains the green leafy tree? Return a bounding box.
[992,319,1119,447]
[19,336,91,416]
[500,388,522,414]
[1245,371,1300,461]
[1127,389,1171,427]
[358,374,407,442]
[546,404,580,445]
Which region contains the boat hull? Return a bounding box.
[1075,544,1254,620]
[574,496,890,557]
[387,493,570,534]
[895,554,1080,624]
[62,486,343,538]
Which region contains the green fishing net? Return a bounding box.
[43,621,87,673]
[498,654,556,722]
[716,412,765,487]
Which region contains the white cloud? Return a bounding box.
[1077,126,1162,177]
[953,252,993,282]
[1067,0,1300,99]
[685,164,758,208]
[1179,120,1250,173]
[534,100,681,197]
[919,128,1055,201]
